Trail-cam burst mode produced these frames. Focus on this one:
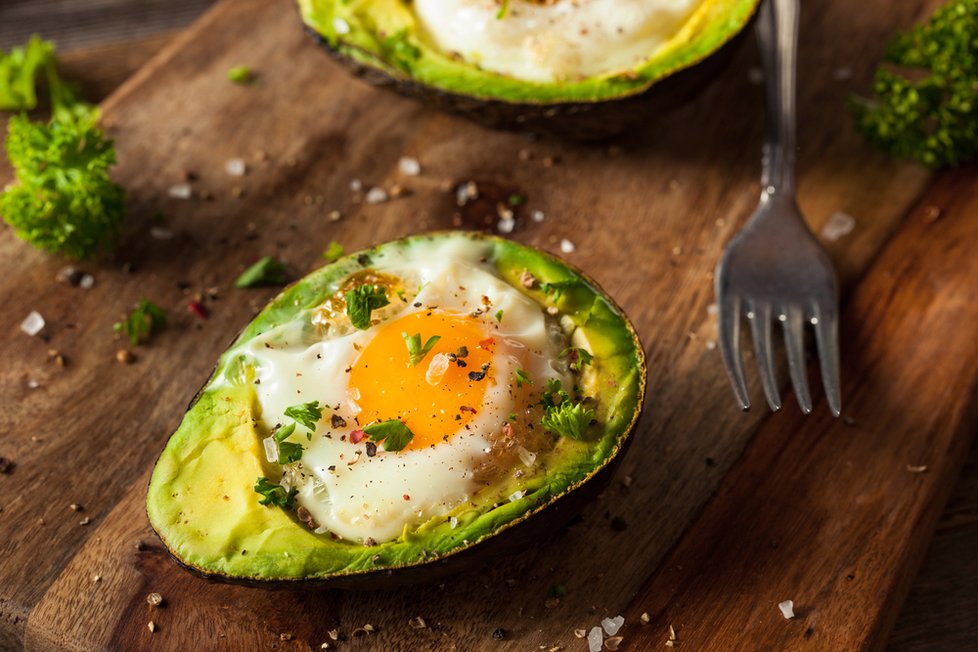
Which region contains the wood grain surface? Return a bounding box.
[0,0,975,649]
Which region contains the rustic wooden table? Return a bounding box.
[1,2,976,651]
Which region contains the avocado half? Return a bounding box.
[297,0,759,138]
[146,232,646,586]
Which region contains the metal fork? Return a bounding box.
[714,0,841,416]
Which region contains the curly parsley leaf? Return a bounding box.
[853,0,978,166]
[364,419,414,452]
[539,379,594,440]
[114,299,166,345]
[542,399,594,441]
[234,256,289,288]
[539,280,576,302]
[402,331,441,366]
[284,400,322,433]
[0,35,56,111]
[515,369,533,388]
[1,105,125,259]
[254,477,298,508]
[345,283,390,329]
[561,347,593,372]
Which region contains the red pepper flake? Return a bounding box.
[403,494,411,501]
[478,337,495,350]
[459,405,477,414]
[187,301,209,319]
[502,422,514,438]
[350,429,366,444]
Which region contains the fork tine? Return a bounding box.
[813,302,842,417]
[748,301,781,411]
[782,304,812,413]
[718,295,750,411]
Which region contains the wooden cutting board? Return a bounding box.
[2,0,976,649]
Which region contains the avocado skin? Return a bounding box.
[304,22,752,140]
[147,231,646,586]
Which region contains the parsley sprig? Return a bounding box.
[853,0,978,167]
[274,399,322,463]
[402,331,441,366]
[114,299,166,345]
[540,379,594,441]
[1,37,126,259]
[254,477,297,508]
[561,347,593,372]
[364,419,414,452]
[345,283,390,329]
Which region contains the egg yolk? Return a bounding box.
[350,310,496,450]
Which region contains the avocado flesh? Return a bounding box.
[146,232,645,583]
[297,0,759,105]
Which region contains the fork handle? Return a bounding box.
[757,0,799,195]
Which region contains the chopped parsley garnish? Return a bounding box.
[561,347,593,372]
[235,256,289,288]
[508,193,525,206]
[227,66,254,84]
[345,283,389,329]
[515,369,532,388]
[284,400,322,433]
[539,280,576,302]
[495,309,504,323]
[254,477,297,508]
[539,379,594,440]
[323,241,344,262]
[496,0,510,19]
[852,0,978,167]
[402,331,441,366]
[272,423,304,463]
[114,299,166,345]
[363,419,414,452]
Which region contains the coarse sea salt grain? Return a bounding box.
[821,211,856,241]
[517,446,536,467]
[531,210,545,223]
[349,179,363,192]
[497,218,515,234]
[425,353,450,386]
[168,183,192,199]
[560,238,576,254]
[587,626,604,652]
[21,311,45,336]
[398,156,421,176]
[365,187,388,204]
[79,274,95,289]
[263,436,279,463]
[225,158,247,177]
[449,516,458,529]
[332,17,351,34]
[602,616,625,636]
[509,490,525,502]
[779,600,795,619]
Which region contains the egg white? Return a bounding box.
[413,0,703,82]
[235,239,567,543]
